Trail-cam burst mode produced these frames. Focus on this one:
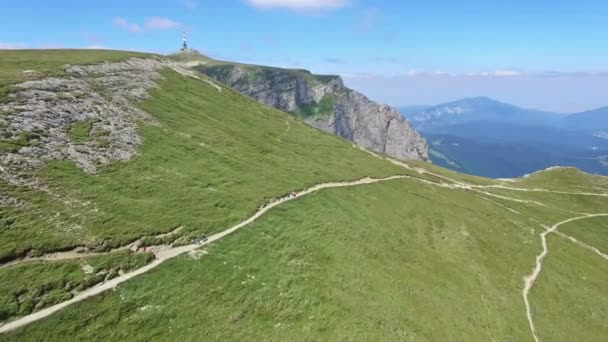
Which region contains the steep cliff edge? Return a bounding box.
[196,63,429,161]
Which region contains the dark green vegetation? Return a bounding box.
[531,235,608,342]
[294,94,338,119]
[425,133,608,178]
[0,131,43,153]
[0,251,154,321]
[68,119,99,143]
[403,96,608,178]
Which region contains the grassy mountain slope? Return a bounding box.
[0,50,411,319]
[531,235,608,341]
[0,53,405,261]
[2,179,539,340]
[1,50,607,340]
[4,170,607,341]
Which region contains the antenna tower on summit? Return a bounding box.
[181,31,188,51]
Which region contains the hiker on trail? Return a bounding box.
[142,244,147,252]
[202,233,208,242]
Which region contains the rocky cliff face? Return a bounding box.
[197,64,429,161]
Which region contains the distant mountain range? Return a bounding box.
[409,97,608,132]
[400,97,608,177]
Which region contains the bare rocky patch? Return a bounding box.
[0,58,204,188]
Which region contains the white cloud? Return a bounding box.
[0,42,28,49]
[466,70,523,77]
[343,71,608,112]
[144,17,181,30]
[245,0,349,11]
[358,8,381,32]
[113,17,142,33]
[38,44,64,49]
[113,17,182,33]
[183,0,198,9]
[404,69,523,78]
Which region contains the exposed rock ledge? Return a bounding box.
[197,64,429,161]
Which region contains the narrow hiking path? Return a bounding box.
[555,231,608,261]
[361,146,608,199]
[473,185,608,197]
[0,226,184,270]
[522,214,608,342]
[0,175,407,334]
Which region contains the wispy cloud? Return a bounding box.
[358,8,381,32]
[245,0,350,12]
[145,17,181,30]
[371,57,402,64]
[82,31,104,46]
[0,42,28,49]
[183,0,198,9]
[403,69,524,78]
[113,17,142,33]
[325,57,344,64]
[400,69,608,79]
[38,43,64,49]
[465,70,524,77]
[113,17,182,33]
[343,70,608,112]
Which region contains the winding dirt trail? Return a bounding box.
[0,175,406,334]
[0,246,130,270]
[521,214,608,342]
[555,231,608,261]
[472,185,608,197]
[0,227,183,270]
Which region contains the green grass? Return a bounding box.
[0,49,153,85]
[0,250,154,321]
[193,58,339,87]
[407,159,498,186]
[512,167,608,193]
[68,119,99,144]
[559,216,608,254]
[294,94,338,119]
[481,187,608,215]
[0,64,403,261]
[2,178,544,340]
[0,131,44,153]
[530,234,608,341]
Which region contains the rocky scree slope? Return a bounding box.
[0,58,197,191]
[196,64,429,161]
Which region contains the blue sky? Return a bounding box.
[2,0,608,112]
